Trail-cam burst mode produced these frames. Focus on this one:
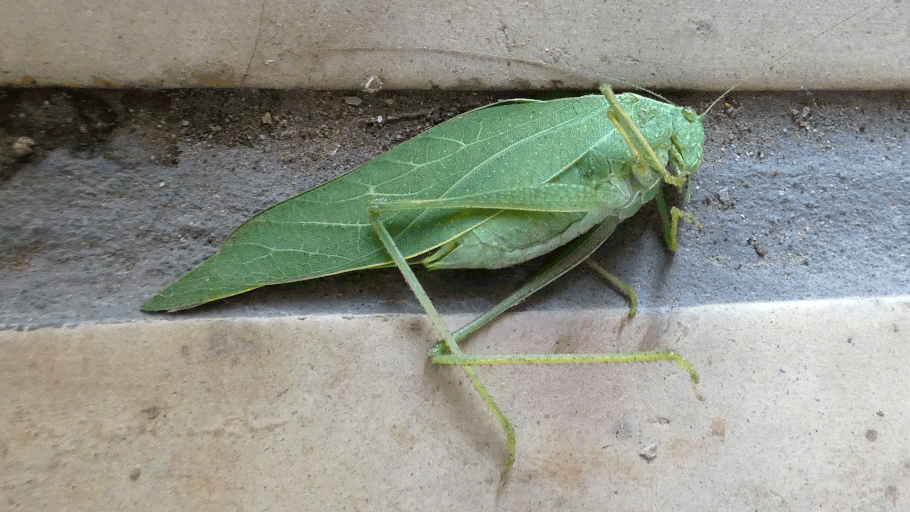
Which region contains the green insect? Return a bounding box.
[142,85,703,474]
[143,4,880,476]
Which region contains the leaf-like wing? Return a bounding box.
[142,94,615,311]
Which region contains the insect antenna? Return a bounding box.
[322,45,676,104]
[327,5,875,113]
[703,5,876,115]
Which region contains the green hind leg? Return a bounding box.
[368,206,517,477]
[425,213,696,384]
[371,201,698,476]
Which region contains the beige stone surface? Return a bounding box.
[1,1,906,89]
[2,297,909,509]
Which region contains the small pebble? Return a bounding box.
[12,136,36,157]
[363,75,384,93]
[344,96,362,106]
[639,443,658,462]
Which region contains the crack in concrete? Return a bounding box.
[243,0,268,85]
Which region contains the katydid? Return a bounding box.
[143,85,703,473]
[144,2,880,475]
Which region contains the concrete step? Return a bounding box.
[3,2,907,89]
[2,298,908,509]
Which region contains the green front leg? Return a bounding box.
[654,187,700,252]
[601,85,689,187]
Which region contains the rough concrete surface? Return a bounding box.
[2,1,907,89]
[1,87,909,509]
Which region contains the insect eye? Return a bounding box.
[682,108,697,122]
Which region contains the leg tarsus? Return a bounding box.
[584,259,638,317]
[654,188,700,251]
[665,206,700,251]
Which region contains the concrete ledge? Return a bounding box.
[3,297,909,509]
[2,1,907,89]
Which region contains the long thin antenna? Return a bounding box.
[321,46,676,104]
[325,5,875,110]
[703,5,875,114]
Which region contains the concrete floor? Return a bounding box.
[2,88,909,509]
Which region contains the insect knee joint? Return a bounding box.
[368,197,388,217]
